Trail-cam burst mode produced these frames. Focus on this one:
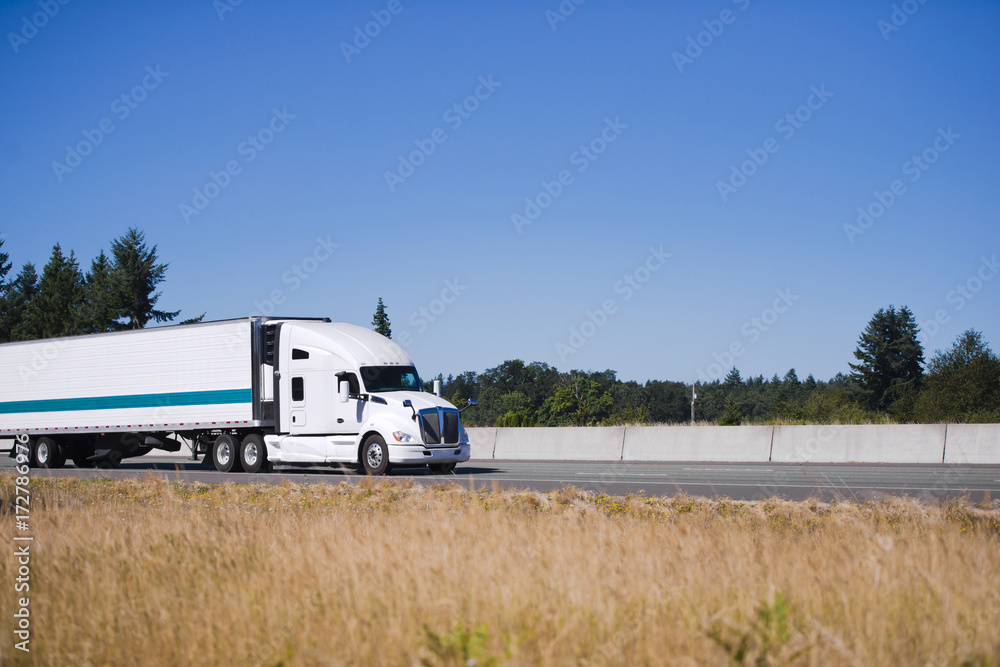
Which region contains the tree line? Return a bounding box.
[418,307,1000,427]
[0,228,200,342]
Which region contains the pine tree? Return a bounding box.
[77,250,123,334]
[14,245,85,340]
[110,228,179,329]
[848,305,924,412]
[0,237,10,288]
[0,262,37,342]
[371,297,391,338]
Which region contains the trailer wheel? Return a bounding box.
[32,436,63,469]
[428,462,456,474]
[240,434,267,474]
[213,434,242,473]
[361,434,390,475]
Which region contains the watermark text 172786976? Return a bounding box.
[12,433,33,653]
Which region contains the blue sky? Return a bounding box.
[2,0,998,384]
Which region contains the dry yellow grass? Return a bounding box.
[1,475,999,666]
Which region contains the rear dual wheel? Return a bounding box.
[239,434,268,474]
[213,434,269,473]
[212,434,242,473]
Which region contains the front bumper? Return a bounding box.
[388,443,471,465]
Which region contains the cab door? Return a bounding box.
[276,338,327,460]
[327,371,366,460]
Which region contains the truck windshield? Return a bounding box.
[360,366,422,392]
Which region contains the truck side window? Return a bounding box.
[291,377,304,402]
[292,348,309,360]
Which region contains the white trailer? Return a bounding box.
[0,317,474,474]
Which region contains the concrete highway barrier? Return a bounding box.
[493,426,625,460]
[92,424,999,465]
[944,424,1000,464]
[467,427,497,460]
[622,425,774,462]
[770,424,948,464]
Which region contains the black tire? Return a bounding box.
[50,442,67,469]
[428,462,457,474]
[361,434,390,475]
[240,434,267,474]
[31,436,61,469]
[213,434,242,473]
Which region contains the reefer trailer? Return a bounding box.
[0,317,474,474]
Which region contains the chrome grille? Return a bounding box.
[418,408,460,446]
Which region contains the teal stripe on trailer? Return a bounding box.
[0,389,252,414]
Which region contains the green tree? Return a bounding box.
[537,378,614,426]
[916,330,1000,422]
[371,297,391,338]
[0,237,10,288]
[849,305,924,413]
[0,262,37,342]
[77,250,123,334]
[111,228,180,329]
[14,245,85,340]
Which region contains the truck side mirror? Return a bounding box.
[338,381,350,404]
[459,398,477,412]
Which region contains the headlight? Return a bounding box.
[459,427,469,444]
[392,431,415,443]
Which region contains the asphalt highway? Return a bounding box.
[4,455,999,501]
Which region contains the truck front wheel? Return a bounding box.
[361,434,390,475]
[213,434,243,473]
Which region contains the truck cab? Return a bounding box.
[256,320,472,474]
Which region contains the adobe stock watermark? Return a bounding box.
[340,0,404,63]
[919,254,998,345]
[250,235,339,316]
[843,126,958,244]
[716,84,833,202]
[178,107,295,223]
[12,433,33,654]
[395,278,468,348]
[7,0,70,54]
[384,75,502,192]
[51,66,169,183]
[877,0,929,41]
[546,0,586,31]
[556,246,671,361]
[696,288,800,383]
[213,0,244,21]
[672,0,751,73]
[511,117,628,234]
[17,337,69,382]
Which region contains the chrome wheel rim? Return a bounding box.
[366,443,383,469]
[244,443,258,467]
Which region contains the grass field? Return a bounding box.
[1,475,999,666]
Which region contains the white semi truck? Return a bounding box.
[0,317,474,475]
